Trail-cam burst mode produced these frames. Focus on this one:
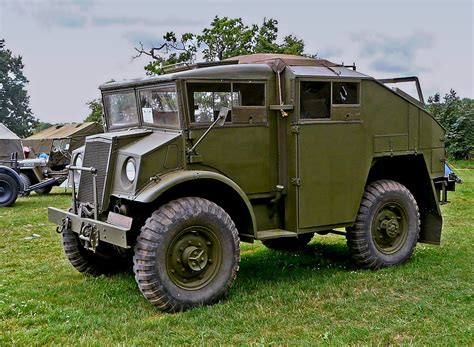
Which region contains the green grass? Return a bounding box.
[1,162,473,345]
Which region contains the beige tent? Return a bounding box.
[0,123,24,161]
[23,122,103,155]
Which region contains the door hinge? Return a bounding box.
[291,125,300,134]
[291,177,301,186]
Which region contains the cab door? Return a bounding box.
[295,79,365,229]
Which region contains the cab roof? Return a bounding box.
[99,53,371,91]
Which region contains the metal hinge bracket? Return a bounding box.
[291,126,300,134]
[291,177,301,186]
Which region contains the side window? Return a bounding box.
[233,83,265,106]
[333,82,359,105]
[187,82,266,124]
[187,83,236,123]
[300,81,331,119]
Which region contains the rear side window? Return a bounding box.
[333,82,359,105]
[300,81,331,119]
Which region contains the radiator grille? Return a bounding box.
[77,139,112,212]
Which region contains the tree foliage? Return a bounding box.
[427,90,473,159]
[84,98,104,125]
[0,39,38,137]
[134,17,313,75]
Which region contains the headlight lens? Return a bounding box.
[73,154,83,182]
[125,158,136,182]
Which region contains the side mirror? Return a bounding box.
[216,107,230,126]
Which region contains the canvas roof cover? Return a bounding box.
[23,122,103,155]
[0,123,23,160]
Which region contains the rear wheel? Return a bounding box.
[0,173,18,207]
[62,227,130,276]
[262,233,314,251]
[346,180,420,269]
[133,197,240,312]
[19,173,31,197]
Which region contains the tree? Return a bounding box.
[134,17,314,75]
[427,90,473,159]
[84,98,104,124]
[33,121,52,134]
[0,39,38,137]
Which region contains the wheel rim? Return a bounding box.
[371,202,408,254]
[0,180,13,204]
[166,226,222,290]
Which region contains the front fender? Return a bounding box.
[132,170,257,237]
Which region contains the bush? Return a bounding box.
[427,90,474,159]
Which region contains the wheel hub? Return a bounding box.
[380,218,400,238]
[182,245,208,271]
[372,203,408,254]
[166,226,221,290]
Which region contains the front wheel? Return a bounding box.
[0,173,18,207]
[346,180,420,269]
[62,227,131,276]
[133,197,240,312]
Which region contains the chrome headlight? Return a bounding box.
[125,158,136,182]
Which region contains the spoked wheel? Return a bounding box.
[347,180,420,269]
[0,173,18,207]
[133,197,240,312]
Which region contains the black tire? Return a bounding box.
[261,233,314,251]
[347,180,420,269]
[19,173,31,197]
[62,227,130,276]
[34,185,53,195]
[0,173,18,207]
[133,197,240,312]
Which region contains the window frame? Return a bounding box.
[297,78,361,124]
[136,83,182,130]
[185,80,268,128]
[103,88,141,131]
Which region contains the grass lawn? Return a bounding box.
[1,161,473,345]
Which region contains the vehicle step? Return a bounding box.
[256,229,297,240]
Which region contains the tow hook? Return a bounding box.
[56,217,71,234]
[79,223,100,252]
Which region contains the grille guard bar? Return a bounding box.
[68,165,98,219]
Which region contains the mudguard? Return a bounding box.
[0,165,23,190]
[132,170,257,236]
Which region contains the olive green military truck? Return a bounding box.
[48,54,456,312]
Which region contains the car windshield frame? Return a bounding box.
[102,83,182,131]
[137,83,181,130]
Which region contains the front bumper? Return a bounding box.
[48,207,131,248]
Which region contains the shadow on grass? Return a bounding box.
[237,241,356,285]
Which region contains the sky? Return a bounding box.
[1,0,473,124]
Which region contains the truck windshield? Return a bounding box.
[104,91,139,129]
[138,86,180,128]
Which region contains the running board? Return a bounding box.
[256,229,297,240]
